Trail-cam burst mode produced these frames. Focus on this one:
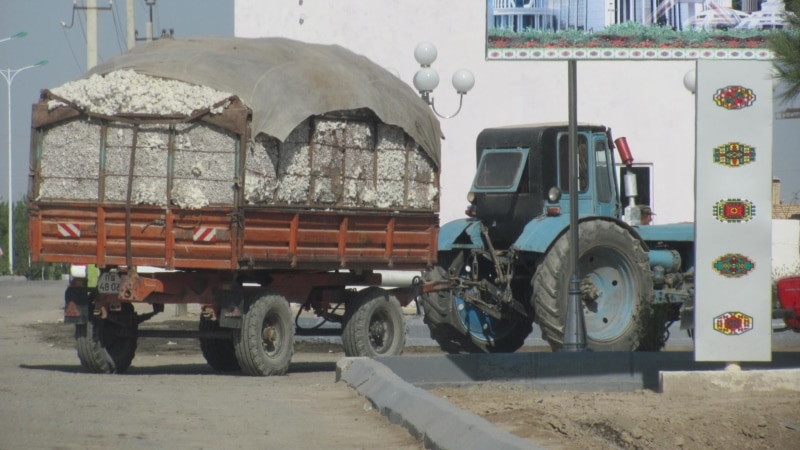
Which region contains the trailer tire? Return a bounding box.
[199,316,240,372]
[342,287,405,357]
[75,303,138,374]
[234,292,294,376]
[532,220,658,351]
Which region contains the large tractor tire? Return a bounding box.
[421,255,533,354]
[234,292,294,376]
[199,315,240,372]
[75,303,138,374]
[532,220,662,351]
[342,287,406,357]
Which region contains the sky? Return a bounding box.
[0,0,234,205]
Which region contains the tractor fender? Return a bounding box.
[513,215,648,254]
[438,218,485,251]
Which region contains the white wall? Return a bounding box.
[235,1,696,224]
[773,219,800,279]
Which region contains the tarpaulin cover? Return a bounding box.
[87,37,443,166]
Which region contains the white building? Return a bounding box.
[234,1,788,225]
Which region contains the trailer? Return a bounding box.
[28,37,442,376]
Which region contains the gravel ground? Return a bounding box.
[431,379,800,450]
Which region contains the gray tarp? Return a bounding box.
[87,37,443,167]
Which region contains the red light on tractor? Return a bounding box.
[546,206,561,216]
[615,137,634,168]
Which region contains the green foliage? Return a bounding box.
[0,201,8,275]
[768,0,800,100]
[488,22,773,49]
[0,199,65,279]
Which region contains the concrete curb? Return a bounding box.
[336,357,543,450]
[0,275,28,282]
[336,352,800,449]
[660,368,800,393]
[372,351,800,392]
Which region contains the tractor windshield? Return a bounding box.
[472,148,528,192]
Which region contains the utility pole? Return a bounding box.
[87,0,98,69]
[61,1,113,71]
[145,0,154,41]
[127,0,135,49]
[136,0,174,43]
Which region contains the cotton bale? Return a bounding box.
[172,122,237,206]
[38,119,101,200]
[244,135,279,204]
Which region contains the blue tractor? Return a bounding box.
[420,123,694,352]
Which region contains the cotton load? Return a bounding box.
[37,71,438,210]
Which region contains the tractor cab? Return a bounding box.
[470,124,620,245]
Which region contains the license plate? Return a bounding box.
[97,272,121,294]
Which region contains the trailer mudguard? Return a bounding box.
[64,286,94,325]
[438,218,485,251]
[218,288,245,329]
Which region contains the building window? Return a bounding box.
[617,164,652,207]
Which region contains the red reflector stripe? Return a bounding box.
[193,227,217,242]
[57,223,81,238]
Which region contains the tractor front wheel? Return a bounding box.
[422,258,532,354]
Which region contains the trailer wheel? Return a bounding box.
[234,292,294,376]
[532,220,659,351]
[75,303,138,374]
[421,260,532,354]
[199,316,240,372]
[342,287,405,357]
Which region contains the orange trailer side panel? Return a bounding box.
[30,203,438,271]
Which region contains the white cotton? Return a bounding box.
[49,70,232,116]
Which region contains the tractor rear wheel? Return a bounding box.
[532,220,660,351]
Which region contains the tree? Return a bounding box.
[0,199,66,279]
[0,201,8,275]
[769,0,800,100]
[13,199,29,276]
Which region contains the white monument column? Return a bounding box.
[694,59,774,362]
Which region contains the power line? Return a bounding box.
[61,1,115,70]
[61,26,84,74]
[110,0,128,53]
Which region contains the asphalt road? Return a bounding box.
[0,279,423,450]
[3,278,799,450]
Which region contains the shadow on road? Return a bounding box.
[19,359,339,376]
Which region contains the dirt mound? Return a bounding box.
[432,382,799,449]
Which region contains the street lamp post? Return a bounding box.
[1,59,48,273]
[0,32,27,45]
[412,42,475,119]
